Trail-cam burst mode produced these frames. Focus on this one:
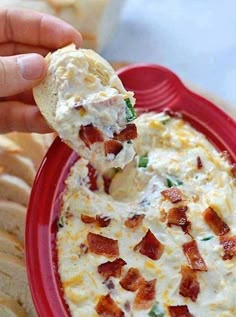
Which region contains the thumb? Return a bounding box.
[0,54,46,97]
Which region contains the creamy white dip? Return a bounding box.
[57,112,236,317]
[46,46,136,172]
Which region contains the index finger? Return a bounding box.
[0,8,82,49]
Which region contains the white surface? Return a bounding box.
[103,0,236,111]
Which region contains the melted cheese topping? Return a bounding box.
[57,112,236,317]
[47,46,136,172]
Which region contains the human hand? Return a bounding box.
[0,8,82,133]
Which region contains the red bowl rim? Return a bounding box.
[26,63,236,317]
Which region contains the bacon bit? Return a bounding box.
[134,229,164,261]
[179,265,200,302]
[161,187,182,203]
[182,240,208,271]
[65,211,74,220]
[87,232,119,258]
[81,214,96,224]
[103,175,112,194]
[119,268,145,292]
[124,301,131,312]
[221,151,231,162]
[168,305,193,317]
[164,108,180,118]
[202,207,230,236]
[79,124,104,148]
[104,140,123,156]
[74,105,86,116]
[197,156,203,169]
[133,279,156,310]
[96,215,111,227]
[74,105,84,110]
[114,124,137,141]
[124,214,145,229]
[98,258,127,280]
[104,279,115,290]
[79,243,88,255]
[81,214,111,227]
[88,164,98,191]
[95,294,124,317]
[220,236,236,260]
[167,206,191,234]
[231,163,236,177]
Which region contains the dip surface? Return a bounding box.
[57,112,236,317]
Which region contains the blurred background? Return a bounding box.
[103,0,236,107]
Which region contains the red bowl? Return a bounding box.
[26,64,236,317]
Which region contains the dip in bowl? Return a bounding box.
[26,64,236,317]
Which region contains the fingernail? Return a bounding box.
[18,54,45,80]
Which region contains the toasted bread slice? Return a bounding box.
[0,135,22,154]
[0,200,26,242]
[33,44,137,171]
[0,148,36,186]
[0,174,30,207]
[0,229,24,258]
[0,298,26,317]
[33,44,129,130]
[6,133,46,169]
[0,252,36,317]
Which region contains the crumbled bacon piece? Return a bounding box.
[74,105,86,116]
[134,229,164,260]
[87,232,119,257]
[88,164,98,191]
[161,187,182,203]
[81,214,111,227]
[96,294,124,317]
[98,258,127,280]
[104,279,115,290]
[103,175,112,194]
[164,109,180,118]
[79,243,88,255]
[81,214,96,224]
[119,268,144,292]
[196,156,203,169]
[220,236,236,260]
[124,301,131,312]
[179,265,200,302]
[79,124,104,148]
[202,207,230,236]
[124,214,145,229]
[96,215,111,227]
[114,124,137,141]
[133,279,156,310]
[231,163,236,177]
[168,305,193,317]
[167,206,191,234]
[182,240,208,271]
[104,140,123,156]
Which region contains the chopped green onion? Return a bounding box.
[166,176,183,187]
[138,156,149,168]
[58,216,64,228]
[148,302,165,317]
[201,236,214,241]
[125,98,137,122]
